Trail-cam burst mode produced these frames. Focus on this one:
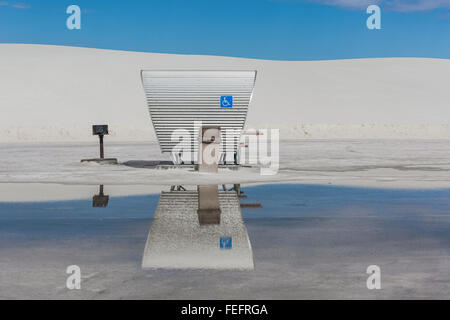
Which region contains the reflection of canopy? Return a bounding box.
[142,189,254,270]
[141,70,257,161]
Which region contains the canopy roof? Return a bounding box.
[141,70,257,161]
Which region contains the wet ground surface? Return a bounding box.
[0,183,449,299]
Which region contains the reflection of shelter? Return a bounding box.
[142,185,254,270]
[92,185,109,208]
[141,71,257,165]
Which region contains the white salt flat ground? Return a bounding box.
[1,139,450,202]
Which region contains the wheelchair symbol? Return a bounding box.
[220,237,232,249]
[220,96,233,108]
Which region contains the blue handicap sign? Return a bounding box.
[220,237,233,249]
[220,96,233,108]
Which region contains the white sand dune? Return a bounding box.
[0,44,449,142]
[1,44,450,197]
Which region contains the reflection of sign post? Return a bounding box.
[93,185,109,208]
[220,96,233,108]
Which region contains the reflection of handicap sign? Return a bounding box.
[220,237,232,249]
[220,96,233,108]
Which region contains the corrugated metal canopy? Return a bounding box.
[141,70,257,163]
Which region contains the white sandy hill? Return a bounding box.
[0,44,449,142]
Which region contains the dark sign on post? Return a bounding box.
[92,125,109,136]
[92,125,109,159]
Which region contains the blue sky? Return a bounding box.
[0,0,449,60]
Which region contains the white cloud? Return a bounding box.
[11,2,30,9]
[0,1,31,9]
[311,0,450,12]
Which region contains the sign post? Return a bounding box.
[81,125,118,164]
[92,125,108,159]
